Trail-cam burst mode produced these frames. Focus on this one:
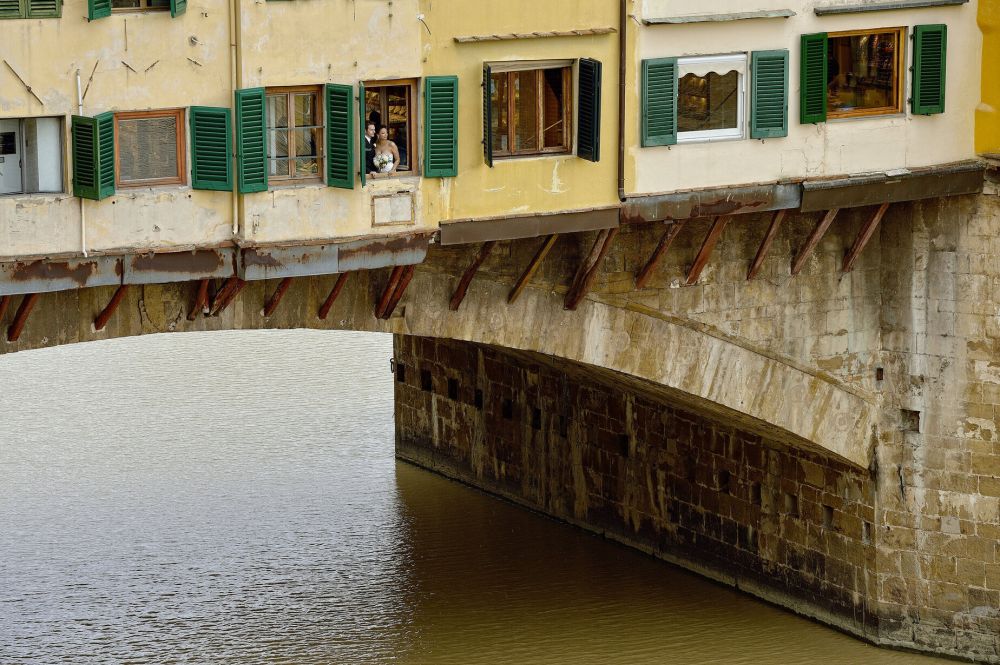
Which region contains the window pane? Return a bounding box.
[294,93,316,128]
[386,86,409,170]
[0,119,21,195]
[147,0,170,7]
[269,158,290,177]
[542,68,567,149]
[118,115,178,183]
[23,117,62,194]
[490,73,509,152]
[111,0,140,7]
[292,128,318,158]
[365,89,384,130]
[294,158,319,178]
[678,70,739,133]
[828,32,899,114]
[267,94,288,130]
[513,70,538,152]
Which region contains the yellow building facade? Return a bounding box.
[980,0,1000,154]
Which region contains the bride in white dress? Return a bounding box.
[374,126,400,174]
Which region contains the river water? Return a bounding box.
[0,330,950,664]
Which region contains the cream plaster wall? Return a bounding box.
[628,0,982,195]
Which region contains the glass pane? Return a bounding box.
[365,89,384,130]
[269,157,289,177]
[111,0,140,7]
[513,70,538,152]
[678,70,739,133]
[828,32,898,114]
[294,158,319,178]
[147,0,170,7]
[292,128,318,158]
[268,129,289,159]
[542,68,567,149]
[491,73,509,153]
[266,94,288,130]
[386,86,409,170]
[117,115,178,183]
[294,93,315,128]
[23,117,62,193]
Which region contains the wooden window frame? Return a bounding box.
[491,65,573,159]
[114,109,186,189]
[111,0,168,12]
[265,85,324,185]
[827,27,906,120]
[363,78,419,177]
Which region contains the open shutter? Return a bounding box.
[359,83,366,187]
[424,75,458,178]
[800,33,827,124]
[751,50,789,139]
[170,0,185,17]
[26,0,60,18]
[235,88,267,193]
[641,58,677,147]
[325,83,354,189]
[483,64,493,168]
[95,112,115,199]
[190,106,232,191]
[0,0,23,17]
[577,58,602,162]
[72,113,114,200]
[87,0,110,20]
[912,24,947,115]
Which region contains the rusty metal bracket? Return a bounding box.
[843,203,890,273]
[7,293,39,343]
[379,266,415,320]
[791,209,840,276]
[263,278,294,317]
[318,273,351,320]
[686,216,731,285]
[635,221,686,289]
[747,210,788,280]
[508,234,559,305]
[94,285,129,332]
[187,279,210,321]
[449,241,496,311]
[565,228,619,311]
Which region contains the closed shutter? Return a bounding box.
[912,24,947,115]
[0,0,23,18]
[72,113,114,200]
[190,106,232,191]
[800,33,827,124]
[482,64,493,167]
[170,0,185,17]
[424,75,458,178]
[26,0,60,18]
[358,83,366,187]
[88,0,110,20]
[235,88,267,193]
[577,58,602,162]
[325,83,354,189]
[641,58,677,147]
[751,50,789,139]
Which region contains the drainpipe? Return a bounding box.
[617,0,627,202]
[76,69,88,257]
[229,0,241,236]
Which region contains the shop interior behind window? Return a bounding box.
[827,29,902,117]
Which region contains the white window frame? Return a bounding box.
[0,116,64,196]
[677,53,747,144]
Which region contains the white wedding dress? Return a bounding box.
[375,152,395,173]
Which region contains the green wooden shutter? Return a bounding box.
[913,24,947,115]
[26,0,60,18]
[0,0,24,18]
[96,112,115,198]
[483,64,493,168]
[424,75,458,178]
[641,58,677,147]
[235,87,267,193]
[72,113,114,200]
[88,0,110,20]
[577,58,602,162]
[359,83,366,187]
[800,33,827,124]
[170,0,185,17]
[325,83,354,189]
[751,50,789,139]
[190,106,232,191]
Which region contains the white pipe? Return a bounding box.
[229,0,239,236]
[76,68,88,257]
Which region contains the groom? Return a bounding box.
[363,122,377,176]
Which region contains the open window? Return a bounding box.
[827,28,904,118]
[364,79,417,174]
[488,61,572,158]
[115,109,186,188]
[266,86,324,184]
[0,117,63,195]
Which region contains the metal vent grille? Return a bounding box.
[118,115,178,183]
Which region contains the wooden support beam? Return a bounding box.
[210,276,239,313]
[791,208,840,276]
[376,266,405,319]
[210,279,246,316]
[686,216,731,285]
[747,210,788,280]
[94,285,129,331]
[843,203,890,273]
[380,265,416,319]
[318,273,351,320]
[187,279,210,321]
[564,227,619,311]
[635,221,686,289]
[263,278,294,317]
[0,295,11,322]
[449,241,497,311]
[7,293,39,343]
[508,234,559,305]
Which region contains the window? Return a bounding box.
[490,63,572,157]
[827,28,904,118]
[365,80,417,174]
[111,0,168,10]
[266,87,323,183]
[677,54,746,142]
[115,110,185,188]
[0,117,63,195]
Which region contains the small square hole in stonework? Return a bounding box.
[863,521,872,544]
[558,415,568,438]
[751,482,762,506]
[447,377,459,401]
[396,364,406,383]
[502,399,513,420]
[717,470,731,494]
[823,505,835,529]
[474,389,484,410]
[531,407,542,431]
[902,409,920,432]
[420,369,433,392]
[783,492,800,518]
[619,434,631,458]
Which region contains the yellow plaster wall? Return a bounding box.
[979,0,1000,154]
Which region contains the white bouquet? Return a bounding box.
[374,152,394,173]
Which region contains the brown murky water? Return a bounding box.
[0,331,950,664]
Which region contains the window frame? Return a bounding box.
[114,108,186,189]
[363,77,420,177]
[826,27,906,120]
[265,84,325,185]
[676,53,747,144]
[0,116,64,196]
[110,0,168,11]
[489,61,574,159]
